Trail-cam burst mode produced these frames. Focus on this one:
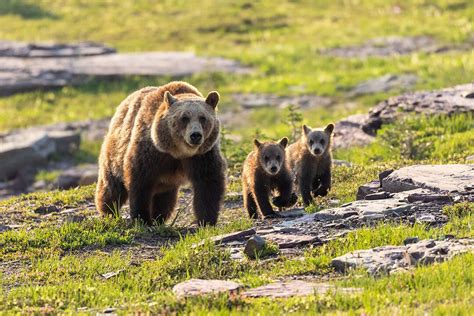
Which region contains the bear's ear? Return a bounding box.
[164,91,178,106]
[302,125,311,136]
[253,139,262,149]
[278,137,289,148]
[324,123,335,135]
[205,91,220,109]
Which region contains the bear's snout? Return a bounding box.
[189,132,203,145]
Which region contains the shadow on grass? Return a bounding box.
[0,0,58,19]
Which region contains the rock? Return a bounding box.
[262,233,320,249]
[0,128,80,180]
[362,83,474,135]
[365,191,394,200]
[322,36,469,58]
[381,164,474,194]
[0,40,115,57]
[349,74,417,96]
[0,45,251,95]
[466,155,474,162]
[378,169,394,183]
[34,205,60,214]
[100,269,125,280]
[242,280,361,298]
[56,164,98,189]
[356,180,381,200]
[333,159,352,167]
[333,114,375,149]
[232,93,332,110]
[403,237,420,245]
[0,224,12,233]
[244,235,266,259]
[332,238,474,275]
[172,279,241,298]
[192,228,257,249]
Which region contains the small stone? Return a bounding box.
[34,205,60,214]
[172,279,241,298]
[244,235,266,259]
[356,180,381,200]
[403,237,420,245]
[365,191,394,200]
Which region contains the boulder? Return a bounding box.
[332,238,474,275]
[172,279,241,298]
[0,40,115,57]
[56,164,98,189]
[381,164,474,194]
[333,114,375,149]
[244,235,266,259]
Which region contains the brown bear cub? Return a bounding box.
[287,123,334,206]
[242,138,297,219]
[95,81,226,226]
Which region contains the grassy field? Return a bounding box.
[1,0,474,314]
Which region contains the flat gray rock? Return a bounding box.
[232,93,332,109]
[56,164,98,189]
[332,238,474,275]
[242,280,360,298]
[382,164,474,193]
[0,128,80,180]
[0,48,251,95]
[0,40,115,57]
[262,232,320,249]
[322,36,470,58]
[350,74,417,96]
[172,279,241,298]
[363,83,474,135]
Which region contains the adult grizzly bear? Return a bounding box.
[95,81,226,226]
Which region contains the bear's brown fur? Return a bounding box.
[95,81,226,225]
[287,123,334,206]
[241,138,297,218]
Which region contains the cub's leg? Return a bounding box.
[299,172,314,206]
[150,188,179,225]
[185,147,226,226]
[95,170,128,216]
[243,184,258,219]
[252,181,279,218]
[272,170,297,208]
[313,169,331,197]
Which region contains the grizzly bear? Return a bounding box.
[287,123,334,206]
[95,81,226,226]
[242,138,297,219]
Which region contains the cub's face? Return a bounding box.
[302,123,334,156]
[254,138,288,175]
[163,91,219,157]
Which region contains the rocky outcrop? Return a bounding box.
[232,93,332,109]
[333,114,375,149]
[322,36,472,58]
[0,41,250,96]
[349,74,417,96]
[332,238,474,275]
[172,279,242,298]
[362,83,474,135]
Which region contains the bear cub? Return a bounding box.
[95,81,226,226]
[287,123,334,206]
[242,138,297,219]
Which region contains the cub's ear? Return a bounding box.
[324,123,335,135]
[164,91,178,106]
[302,125,311,136]
[278,137,289,148]
[205,91,220,109]
[253,139,262,149]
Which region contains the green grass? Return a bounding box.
[1,0,474,314]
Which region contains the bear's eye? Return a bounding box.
[320,139,325,145]
[199,116,206,124]
[276,155,281,161]
[264,155,269,162]
[309,140,314,145]
[181,116,190,124]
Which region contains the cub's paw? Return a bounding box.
[313,187,329,197]
[263,211,282,219]
[272,193,298,208]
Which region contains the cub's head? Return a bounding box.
[153,90,220,158]
[254,138,288,175]
[302,123,334,157]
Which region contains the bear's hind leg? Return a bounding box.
[150,188,179,225]
[95,172,128,217]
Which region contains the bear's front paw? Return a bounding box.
[272,193,298,208]
[313,187,329,197]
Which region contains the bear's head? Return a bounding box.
[301,123,334,157]
[254,138,288,175]
[152,90,220,159]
